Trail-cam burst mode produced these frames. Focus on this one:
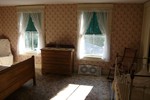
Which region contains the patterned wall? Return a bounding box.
[0,8,2,33]
[45,4,77,46]
[111,4,143,64]
[0,4,144,73]
[0,7,18,58]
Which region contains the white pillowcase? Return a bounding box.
[0,39,11,57]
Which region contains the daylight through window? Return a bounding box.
[79,11,106,58]
[25,15,39,52]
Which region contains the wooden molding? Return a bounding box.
[77,3,113,11]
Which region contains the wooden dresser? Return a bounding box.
[41,47,74,75]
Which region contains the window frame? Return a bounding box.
[17,6,45,55]
[77,4,113,61]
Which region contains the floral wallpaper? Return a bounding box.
[111,4,143,64]
[0,8,2,34]
[0,7,18,57]
[45,4,77,46]
[0,4,144,74]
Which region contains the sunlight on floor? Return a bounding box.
[50,84,93,100]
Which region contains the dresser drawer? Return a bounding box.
[42,56,70,62]
[41,47,74,75]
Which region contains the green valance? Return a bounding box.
[85,12,102,35]
[26,16,37,32]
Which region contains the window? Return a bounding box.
[78,10,111,61]
[84,12,104,57]
[17,6,45,54]
[25,15,39,52]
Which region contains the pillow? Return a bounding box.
[0,39,11,57]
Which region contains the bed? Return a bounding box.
[112,56,150,100]
[0,56,36,100]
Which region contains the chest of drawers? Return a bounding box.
[41,47,74,75]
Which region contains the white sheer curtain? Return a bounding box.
[18,13,29,54]
[77,11,93,59]
[30,13,45,52]
[18,12,44,54]
[96,12,110,62]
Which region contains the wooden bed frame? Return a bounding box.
[0,56,36,100]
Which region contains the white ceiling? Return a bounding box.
[0,0,148,6]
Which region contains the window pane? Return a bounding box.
[84,35,104,57]
[25,32,38,51]
[33,33,38,50]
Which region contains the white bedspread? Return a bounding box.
[0,54,13,66]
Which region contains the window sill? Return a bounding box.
[81,56,103,61]
[19,51,41,56]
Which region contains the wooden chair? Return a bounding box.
[107,48,137,80]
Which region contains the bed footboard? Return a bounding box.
[0,56,35,100]
[113,56,150,100]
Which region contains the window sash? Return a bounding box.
[83,35,105,57]
[25,31,38,51]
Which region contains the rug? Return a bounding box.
[5,69,110,100]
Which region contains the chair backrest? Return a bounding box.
[120,48,137,72]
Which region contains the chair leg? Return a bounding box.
[107,69,111,79]
[33,77,36,86]
[107,69,114,80]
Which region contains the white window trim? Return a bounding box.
[82,56,103,61]
[17,6,44,13]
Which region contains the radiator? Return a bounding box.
[78,64,101,76]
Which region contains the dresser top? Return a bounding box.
[41,47,74,51]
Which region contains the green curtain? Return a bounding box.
[26,16,37,32]
[85,12,102,35]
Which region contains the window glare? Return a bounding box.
[25,32,38,51]
[84,35,104,57]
